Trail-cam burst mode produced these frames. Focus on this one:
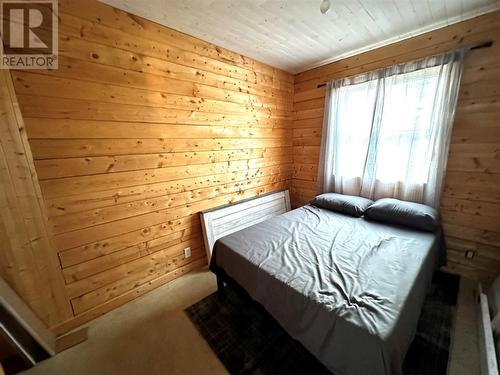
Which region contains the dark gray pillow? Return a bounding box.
[311,193,374,217]
[364,198,440,232]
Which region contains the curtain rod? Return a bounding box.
[316,41,494,88]
[470,41,493,50]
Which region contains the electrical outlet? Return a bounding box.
[465,250,476,259]
[184,247,191,258]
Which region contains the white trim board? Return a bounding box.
[477,285,499,375]
[0,278,56,356]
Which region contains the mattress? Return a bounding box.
[210,205,444,375]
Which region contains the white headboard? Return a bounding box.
[200,190,291,262]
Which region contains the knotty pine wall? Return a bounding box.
[0,67,72,327]
[292,10,500,285]
[11,0,293,333]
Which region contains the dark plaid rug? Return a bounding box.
[185,271,459,375]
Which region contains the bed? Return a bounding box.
[205,191,445,375]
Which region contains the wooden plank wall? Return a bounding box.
[292,10,500,285]
[0,65,72,328]
[10,0,293,333]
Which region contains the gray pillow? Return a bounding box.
[311,193,374,217]
[364,198,440,232]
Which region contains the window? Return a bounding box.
[318,52,465,207]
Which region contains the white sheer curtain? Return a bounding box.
[317,50,466,208]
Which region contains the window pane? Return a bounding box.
[331,65,441,187]
[333,80,377,178]
[374,67,440,183]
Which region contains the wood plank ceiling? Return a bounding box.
[101,0,500,73]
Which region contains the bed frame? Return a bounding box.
[200,190,291,262]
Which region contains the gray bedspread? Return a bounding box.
[211,205,444,375]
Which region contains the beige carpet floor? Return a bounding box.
[447,277,480,375]
[21,267,479,375]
